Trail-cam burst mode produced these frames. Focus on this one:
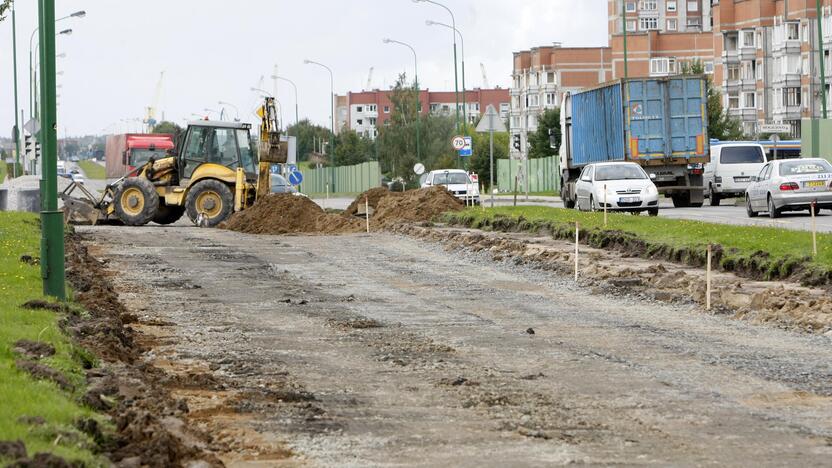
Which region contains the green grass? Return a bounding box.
[445,206,832,276]
[0,162,6,183]
[77,161,105,180]
[0,212,106,466]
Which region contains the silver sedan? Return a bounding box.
[745,158,832,218]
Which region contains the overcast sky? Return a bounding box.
[1,0,608,137]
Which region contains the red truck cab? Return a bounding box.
[105,133,175,178]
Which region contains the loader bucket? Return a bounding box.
[61,181,108,225]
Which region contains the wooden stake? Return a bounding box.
[706,244,712,311]
[603,183,608,227]
[365,196,370,233]
[325,183,329,210]
[812,201,818,257]
[574,222,580,282]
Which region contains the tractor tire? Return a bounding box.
[153,204,186,225]
[114,177,159,226]
[185,179,234,228]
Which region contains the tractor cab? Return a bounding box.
[176,120,257,182]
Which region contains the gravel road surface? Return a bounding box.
[81,225,832,466]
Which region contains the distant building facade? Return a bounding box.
[334,88,510,139]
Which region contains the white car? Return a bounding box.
[745,158,832,218]
[574,162,660,216]
[422,169,480,204]
[704,143,766,206]
[70,172,85,185]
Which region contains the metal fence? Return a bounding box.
[496,156,560,193]
[299,161,382,194]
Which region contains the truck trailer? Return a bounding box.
[560,75,710,208]
[105,133,175,179]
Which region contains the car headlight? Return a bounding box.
[643,185,657,195]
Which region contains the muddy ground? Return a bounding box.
[74,222,832,467]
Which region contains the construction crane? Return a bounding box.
[145,71,165,131]
[480,63,490,89]
[366,67,374,90]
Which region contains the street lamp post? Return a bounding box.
[426,19,467,129]
[413,0,460,134]
[11,1,20,177]
[218,101,240,121]
[31,28,73,122]
[273,75,300,130]
[38,0,65,299]
[29,10,84,123]
[383,38,421,164]
[304,59,336,156]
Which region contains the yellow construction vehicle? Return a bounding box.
[63,98,286,227]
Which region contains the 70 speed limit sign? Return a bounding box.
[452,135,466,150]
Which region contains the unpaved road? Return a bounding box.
[81,225,832,466]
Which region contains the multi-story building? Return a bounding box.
[509,45,612,159]
[334,88,510,139]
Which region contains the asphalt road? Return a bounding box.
[83,225,832,465]
[315,194,832,233]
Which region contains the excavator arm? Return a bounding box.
[256,97,288,200]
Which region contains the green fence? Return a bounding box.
[802,118,832,162]
[496,156,559,193]
[299,161,382,194]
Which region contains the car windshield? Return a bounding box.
[594,165,646,181]
[131,149,169,167]
[779,160,832,176]
[721,146,765,164]
[433,172,470,185]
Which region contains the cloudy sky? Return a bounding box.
[1,0,608,137]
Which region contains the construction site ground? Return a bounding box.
[76,222,832,467]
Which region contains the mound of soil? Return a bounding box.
[373,186,464,227]
[223,194,363,235]
[344,187,395,217]
[13,340,56,360]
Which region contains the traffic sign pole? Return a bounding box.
[38,0,65,300]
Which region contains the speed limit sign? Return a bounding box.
[452,135,466,151]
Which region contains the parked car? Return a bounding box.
[270,174,298,194]
[70,172,85,185]
[704,143,767,206]
[574,162,660,216]
[746,158,832,218]
[422,169,480,204]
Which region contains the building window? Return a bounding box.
[384,106,389,113]
[367,104,376,112]
[740,30,755,48]
[369,117,377,126]
[547,72,556,84]
[783,87,801,107]
[667,19,677,31]
[500,103,510,116]
[704,61,714,74]
[786,22,800,41]
[727,63,740,81]
[639,17,658,31]
[545,92,557,106]
[667,1,677,11]
[526,94,540,108]
[625,1,636,13]
[650,58,674,76]
[627,19,637,32]
[727,94,739,109]
[356,119,363,126]
[639,1,657,11]
[756,61,764,80]
[687,1,698,12]
[742,92,755,109]
[725,33,738,51]
[356,106,363,113]
[742,121,757,136]
[686,17,702,28]
[741,60,755,80]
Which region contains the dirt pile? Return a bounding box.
[223,194,363,235]
[224,187,464,235]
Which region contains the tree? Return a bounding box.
[332,130,374,166]
[468,129,509,192]
[0,0,11,22]
[681,60,744,141]
[285,119,333,162]
[152,121,182,135]
[527,108,561,159]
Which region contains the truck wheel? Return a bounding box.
[709,186,721,207]
[153,204,186,225]
[648,208,659,217]
[671,193,691,208]
[114,177,159,226]
[186,179,234,228]
[564,197,575,209]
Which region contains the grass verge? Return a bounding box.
[442,206,832,285]
[0,163,6,183]
[77,160,105,180]
[0,212,106,466]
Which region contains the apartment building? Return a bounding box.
[606,0,832,138]
[509,45,612,159]
[334,88,509,139]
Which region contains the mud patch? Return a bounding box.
[15,360,73,391]
[20,299,70,313]
[326,316,384,330]
[13,340,56,360]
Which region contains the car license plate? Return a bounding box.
[734,176,750,182]
[805,180,827,188]
[620,197,640,203]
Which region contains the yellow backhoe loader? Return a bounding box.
[62,98,286,227]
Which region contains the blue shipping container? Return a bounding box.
[569,76,708,167]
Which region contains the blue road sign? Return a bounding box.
[459,136,473,157]
[270,164,282,174]
[288,171,304,186]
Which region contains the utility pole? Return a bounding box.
[622,0,629,79]
[818,0,828,119]
[12,1,21,177]
[38,0,66,299]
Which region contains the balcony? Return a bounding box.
[738,46,757,62]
